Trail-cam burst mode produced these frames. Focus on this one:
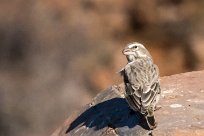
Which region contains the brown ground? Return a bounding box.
[51,71,204,136]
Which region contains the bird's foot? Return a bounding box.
[154,105,162,111]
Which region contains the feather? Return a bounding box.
[122,43,161,129]
[122,43,161,116]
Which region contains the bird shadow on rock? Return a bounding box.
[66,98,151,135]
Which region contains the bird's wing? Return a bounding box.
[125,62,160,114]
[124,63,142,91]
[140,64,160,113]
[123,63,143,111]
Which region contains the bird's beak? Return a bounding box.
[122,48,133,55]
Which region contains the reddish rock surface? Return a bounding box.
[51,70,204,136]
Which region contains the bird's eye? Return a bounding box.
[133,46,138,49]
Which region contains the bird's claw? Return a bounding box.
[154,105,162,111]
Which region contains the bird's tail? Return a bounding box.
[146,115,157,130]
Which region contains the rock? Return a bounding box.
[51,71,204,136]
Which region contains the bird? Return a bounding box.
[120,42,161,130]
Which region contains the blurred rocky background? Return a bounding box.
[0,0,204,136]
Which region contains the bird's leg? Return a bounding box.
[145,106,157,130]
[154,105,162,111]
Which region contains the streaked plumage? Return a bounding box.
[121,42,161,129]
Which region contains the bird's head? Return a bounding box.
[122,42,152,62]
